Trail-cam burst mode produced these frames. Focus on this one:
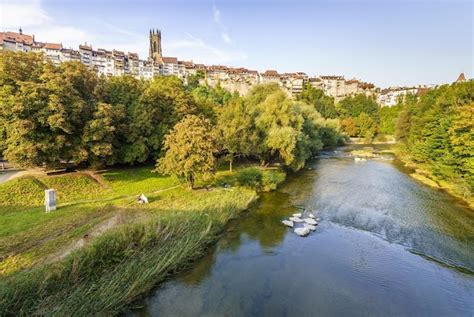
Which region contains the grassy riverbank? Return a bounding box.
[394,150,473,209]
[0,164,285,316]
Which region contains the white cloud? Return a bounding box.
[0,0,50,29]
[221,32,232,44]
[34,26,88,47]
[212,4,234,45]
[0,0,88,48]
[212,5,221,23]
[165,33,246,64]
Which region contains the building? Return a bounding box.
[161,56,179,76]
[377,87,418,107]
[0,29,34,52]
[4,28,436,101]
[31,42,63,65]
[149,29,162,63]
[455,73,466,83]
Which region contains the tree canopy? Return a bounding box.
[156,115,218,188]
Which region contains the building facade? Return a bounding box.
[2,29,453,102]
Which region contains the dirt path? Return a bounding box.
[0,168,45,184]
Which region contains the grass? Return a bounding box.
[0,163,284,316]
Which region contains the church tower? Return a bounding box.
[149,29,162,62]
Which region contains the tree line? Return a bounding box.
[298,83,401,140]
[0,51,343,187]
[395,81,473,197]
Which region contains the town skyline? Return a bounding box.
[2,0,472,88]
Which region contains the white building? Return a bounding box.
[31,42,63,65]
[377,87,418,107]
[161,57,180,76]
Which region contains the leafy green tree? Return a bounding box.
[247,85,326,170]
[125,76,197,163]
[186,70,205,91]
[298,83,337,118]
[82,103,126,167]
[0,55,97,167]
[396,81,473,197]
[157,115,218,189]
[95,75,144,164]
[337,94,380,121]
[379,104,402,135]
[356,112,377,140]
[217,96,259,171]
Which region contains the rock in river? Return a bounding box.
[305,224,317,231]
[293,213,302,217]
[282,220,294,227]
[289,216,303,223]
[294,227,310,237]
[304,218,317,225]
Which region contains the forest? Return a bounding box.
[0,51,343,187]
[395,81,473,199]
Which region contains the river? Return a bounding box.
[130,146,474,316]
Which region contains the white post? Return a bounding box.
[45,189,57,212]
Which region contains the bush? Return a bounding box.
[237,168,263,189]
[261,170,286,192]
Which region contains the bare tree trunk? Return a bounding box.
[229,158,233,173]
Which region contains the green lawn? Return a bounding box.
[0,164,285,316]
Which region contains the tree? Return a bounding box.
[337,94,380,121]
[298,83,337,118]
[186,70,205,91]
[217,96,258,171]
[124,76,197,163]
[157,115,218,189]
[82,103,126,167]
[95,75,144,164]
[379,104,402,135]
[248,85,325,170]
[340,117,357,137]
[0,55,97,167]
[395,81,473,196]
[356,112,377,141]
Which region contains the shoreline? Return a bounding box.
[0,166,286,316]
[394,153,473,210]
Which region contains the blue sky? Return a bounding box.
[2,0,472,87]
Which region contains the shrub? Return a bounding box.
[237,168,263,189]
[261,170,286,192]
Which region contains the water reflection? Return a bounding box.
[130,146,474,316]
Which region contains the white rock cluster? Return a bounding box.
[281,209,320,237]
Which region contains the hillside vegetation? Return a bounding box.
[395,81,473,206]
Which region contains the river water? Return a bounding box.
[131,146,474,316]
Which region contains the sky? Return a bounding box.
[1,0,473,87]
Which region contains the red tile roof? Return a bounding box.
[263,70,279,77]
[79,44,92,51]
[162,57,178,64]
[456,73,466,82]
[0,31,34,45]
[44,43,62,50]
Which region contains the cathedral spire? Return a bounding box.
[149,27,162,62]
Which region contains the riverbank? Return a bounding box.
[129,149,474,316]
[394,150,473,209]
[0,165,285,316]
